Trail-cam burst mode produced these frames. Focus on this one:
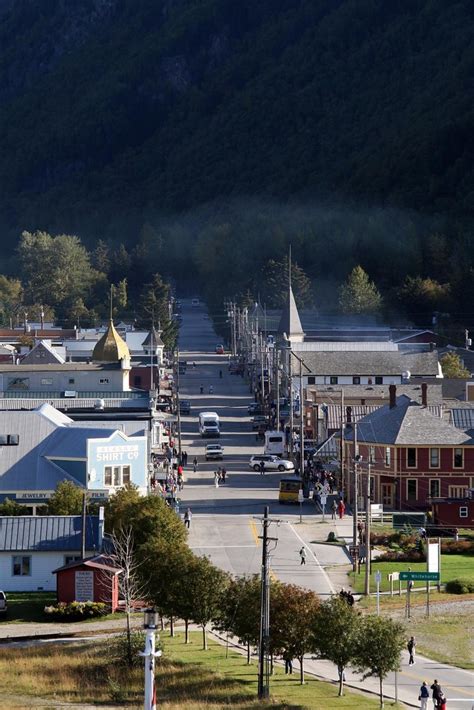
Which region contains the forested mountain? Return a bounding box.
[0,0,473,330]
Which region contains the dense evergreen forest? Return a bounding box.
[0,0,473,333]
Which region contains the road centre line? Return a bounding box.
[288,523,335,594]
[250,519,260,546]
[400,667,474,697]
[189,545,256,549]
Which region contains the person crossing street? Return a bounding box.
[299,546,307,565]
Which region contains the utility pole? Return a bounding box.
[352,423,359,569]
[276,348,280,431]
[176,346,182,460]
[364,460,372,595]
[289,347,294,460]
[299,357,304,478]
[256,506,281,701]
[340,388,345,498]
[260,332,265,411]
[81,492,87,560]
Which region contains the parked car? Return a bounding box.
[0,591,7,617]
[205,443,224,460]
[249,455,295,472]
[192,298,199,306]
[251,415,267,430]
[179,400,191,415]
[215,344,225,354]
[248,403,264,415]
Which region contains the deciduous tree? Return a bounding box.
[47,480,84,515]
[440,352,470,378]
[311,596,360,695]
[187,555,229,650]
[353,615,405,709]
[214,575,261,662]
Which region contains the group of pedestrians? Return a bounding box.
[418,679,447,709]
[214,467,227,487]
[330,498,346,519]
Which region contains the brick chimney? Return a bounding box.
[421,382,428,407]
[389,384,397,409]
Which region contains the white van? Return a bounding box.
[264,430,285,456]
[199,411,220,438]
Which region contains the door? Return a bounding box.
[381,483,394,508]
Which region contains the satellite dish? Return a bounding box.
[402,370,411,382]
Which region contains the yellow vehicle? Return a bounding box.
[278,477,302,504]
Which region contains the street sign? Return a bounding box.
[399,571,440,582]
[298,489,304,503]
[349,545,359,560]
[320,495,327,505]
[375,570,382,584]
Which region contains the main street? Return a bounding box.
[176,298,334,596]
[176,298,474,710]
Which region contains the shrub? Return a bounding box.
[107,631,147,668]
[44,601,107,620]
[445,578,474,594]
[441,540,474,556]
[377,550,425,563]
[327,531,337,542]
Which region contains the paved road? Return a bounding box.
[176,299,334,596]
[176,298,474,709]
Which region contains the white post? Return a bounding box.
[140,611,162,710]
[144,628,156,710]
[375,570,381,616]
[395,669,398,704]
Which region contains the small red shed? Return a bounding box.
[53,555,122,612]
[431,494,474,528]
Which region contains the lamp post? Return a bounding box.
[140,609,161,710]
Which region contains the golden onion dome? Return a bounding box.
[92,320,130,362]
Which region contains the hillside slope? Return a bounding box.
[1,0,474,241]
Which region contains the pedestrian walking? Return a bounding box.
[183,451,188,466]
[431,680,442,709]
[407,636,416,665]
[193,456,198,472]
[283,650,293,674]
[221,467,227,483]
[438,693,447,710]
[200,384,204,394]
[219,370,223,378]
[299,546,307,565]
[178,474,184,491]
[418,681,429,710]
[214,471,220,488]
[259,460,265,475]
[337,498,345,519]
[331,500,337,520]
[184,508,192,529]
[209,384,214,394]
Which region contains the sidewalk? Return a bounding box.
[0,615,139,641]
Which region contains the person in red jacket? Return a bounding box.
[337,499,345,519]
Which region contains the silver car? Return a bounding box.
[249,455,294,472]
[205,444,224,460]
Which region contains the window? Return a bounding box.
[375,376,383,385]
[429,448,440,468]
[453,448,464,468]
[406,479,418,501]
[330,376,338,385]
[369,446,375,464]
[429,479,440,498]
[64,555,81,566]
[12,555,31,576]
[41,378,53,385]
[449,485,468,498]
[105,464,132,487]
[68,378,75,385]
[134,376,142,387]
[459,506,468,519]
[352,376,361,385]
[307,376,315,385]
[406,448,417,468]
[99,378,109,384]
[0,434,19,446]
[385,447,391,467]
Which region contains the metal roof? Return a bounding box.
[291,350,441,377]
[451,408,474,430]
[0,515,100,551]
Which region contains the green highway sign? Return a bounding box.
[399,571,440,582]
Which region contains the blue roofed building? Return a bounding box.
[0,514,104,591]
[0,404,148,512]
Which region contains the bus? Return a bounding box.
[279,477,302,504]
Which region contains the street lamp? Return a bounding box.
[140,608,161,710]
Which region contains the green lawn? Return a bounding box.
[350,555,474,594]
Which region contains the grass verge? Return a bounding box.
[0,631,402,708]
[2,591,134,624]
[349,555,474,594]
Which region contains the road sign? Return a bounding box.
[349,545,359,559]
[320,495,327,505]
[375,570,382,584]
[399,571,440,582]
[298,489,304,503]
